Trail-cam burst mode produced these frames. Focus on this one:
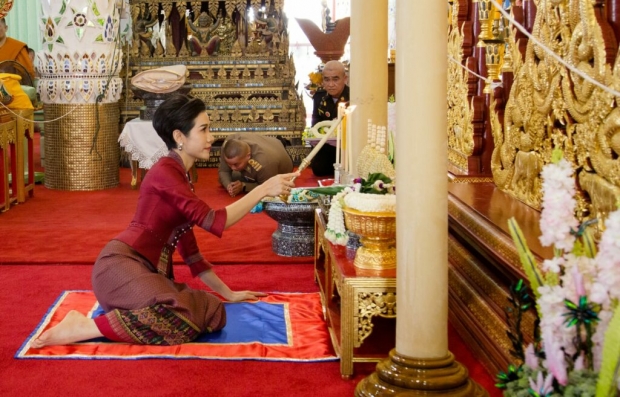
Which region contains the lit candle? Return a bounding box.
[336,103,344,166]
[341,113,347,172]
[300,116,342,174]
[296,106,356,175]
[336,127,341,165]
[347,117,358,176]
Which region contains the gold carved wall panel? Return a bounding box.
[448,0,475,173]
[489,0,620,226]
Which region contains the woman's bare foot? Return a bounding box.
[31,310,103,349]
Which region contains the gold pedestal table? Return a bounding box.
[314,208,396,378]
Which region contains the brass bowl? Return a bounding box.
[342,207,396,270]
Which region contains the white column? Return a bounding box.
[395,0,448,358]
[349,0,388,177]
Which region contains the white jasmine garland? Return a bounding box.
[324,188,351,245]
[344,192,396,213]
[539,158,578,252]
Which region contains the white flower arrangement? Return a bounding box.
[344,191,396,213]
[498,150,620,397]
[310,173,396,246]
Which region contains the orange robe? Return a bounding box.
[0,37,35,81]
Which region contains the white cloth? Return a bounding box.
[118,119,167,169]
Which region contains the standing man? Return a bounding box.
[0,18,35,81]
[219,133,294,197]
[310,60,349,176]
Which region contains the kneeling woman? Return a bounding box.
[32,95,297,347]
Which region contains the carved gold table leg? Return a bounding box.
[340,281,355,379]
[130,160,138,189]
[314,207,397,379]
[325,251,333,305]
[0,119,15,212]
[314,212,328,322]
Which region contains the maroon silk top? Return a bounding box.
[114,151,227,277]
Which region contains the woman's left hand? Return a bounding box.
[225,290,268,302]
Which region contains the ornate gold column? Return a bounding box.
[356,0,487,395]
[349,0,388,177]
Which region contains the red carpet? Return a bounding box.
[19,291,336,362]
[0,134,501,396]
[0,150,320,265]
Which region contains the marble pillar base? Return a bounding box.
[355,349,488,397]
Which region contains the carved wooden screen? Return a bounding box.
[124,0,306,145]
[449,0,620,228]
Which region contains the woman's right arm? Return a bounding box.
[223,171,298,228]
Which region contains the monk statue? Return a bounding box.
[187,12,221,56]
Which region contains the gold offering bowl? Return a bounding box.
[342,207,396,270]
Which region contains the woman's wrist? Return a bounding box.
[254,183,268,199]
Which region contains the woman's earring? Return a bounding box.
[178,142,183,151]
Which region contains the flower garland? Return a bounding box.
[498,150,620,396]
[325,186,353,245]
[538,155,579,253]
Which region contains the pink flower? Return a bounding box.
[517,155,620,388]
[571,266,586,297]
[542,257,564,273]
[588,282,608,306]
[539,159,578,252]
[528,371,554,396]
[595,210,620,303]
[524,343,539,370]
[542,327,568,385]
[573,353,585,371]
[537,285,576,357]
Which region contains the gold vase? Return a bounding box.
[342,207,396,270]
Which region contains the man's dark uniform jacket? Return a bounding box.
[310,85,350,176]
